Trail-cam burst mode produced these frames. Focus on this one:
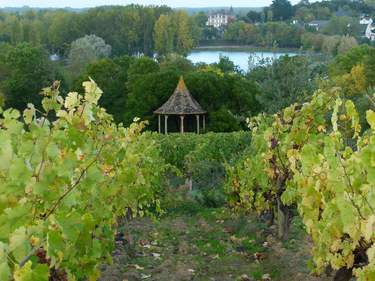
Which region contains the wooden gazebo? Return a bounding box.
[154,77,206,134]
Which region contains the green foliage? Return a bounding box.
[224,21,302,48]
[67,34,111,79]
[127,56,160,77]
[0,6,173,56]
[154,132,251,171]
[208,107,242,132]
[62,54,262,133]
[226,86,375,279]
[0,80,167,280]
[328,44,375,89]
[154,11,196,56]
[249,55,321,114]
[302,32,358,56]
[245,11,262,23]
[159,54,195,73]
[186,71,260,132]
[0,43,56,111]
[74,56,133,123]
[154,14,174,56]
[125,70,179,128]
[124,65,260,132]
[323,16,361,37]
[153,132,251,207]
[270,0,294,21]
[0,1,374,57]
[216,55,240,74]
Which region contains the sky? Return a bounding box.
[0,0,317,8]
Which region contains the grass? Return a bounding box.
[99,205,331,281]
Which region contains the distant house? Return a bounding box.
[206,13,235,28]
[49,54,61,62]
[367,25,375,41]
[360,14,372,25]
[307,20,329,31]
[359,15,375,41]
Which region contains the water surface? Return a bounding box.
[187,49,298,72]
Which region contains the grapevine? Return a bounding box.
[226,88,375,279]
[0,79,167,280]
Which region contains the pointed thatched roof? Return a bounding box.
[154,77,206,115]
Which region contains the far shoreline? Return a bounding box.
[193,45,303,53]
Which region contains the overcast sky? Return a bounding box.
[0,0,318,8]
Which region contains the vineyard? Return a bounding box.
[0,80,375,280]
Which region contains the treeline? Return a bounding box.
[0,5,200,56]
[239,0,375,24]
[221,0,375,51]
[222,20,361,54]
[1,1,374,57]
[0,41,328,132]
[223,21,303,48]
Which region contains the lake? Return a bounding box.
[187,49,298,72]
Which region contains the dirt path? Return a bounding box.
[99,208,330,281]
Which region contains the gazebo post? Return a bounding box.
[203,115,206,132]
[196,115,200,134]
[180,115,185,133]
[164,115,168,135]
[158,115,161,133]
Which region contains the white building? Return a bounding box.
[206,14,234,28]
[359,16,375,41]
[365,23,375,41]
[307,20,329,31]
[360,15,373,25]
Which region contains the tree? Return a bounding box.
[208,107,242,132]
[294,6,314,22]
[159,54,195,73]
[154,11,194,56]
[301,32,325,51]
[68,34,111,79]
[124,57,259,131]
[256,22,302,48]
[125,70,179,127]
[216,55,240,74]
[0,43,55,110]
[323,16,361,36]
[270,0,294,21]
[250,56,320,113]
[337,35,358,54]
[3,15,23,44]
[328,44,375,90]
[246,11,262,23]
[74,56,133,123]
[322,35,341,55]
[48,12,83,54]
[192,12,208,27]
[224,21,247,43]
[184,71,260,131]
[127,56,160,78]
[154,14,174,56]
[173,11,194,55]
[313,6,331,20]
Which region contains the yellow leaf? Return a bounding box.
[367,110,375,130]
[367,244,375,263]
[365,215,375,241]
